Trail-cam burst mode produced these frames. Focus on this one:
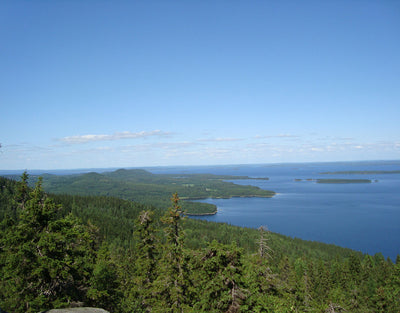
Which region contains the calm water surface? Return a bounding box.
[148,161,400,260]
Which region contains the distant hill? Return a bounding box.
[7,169,275,215]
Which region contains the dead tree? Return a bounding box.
[257,226,273,260]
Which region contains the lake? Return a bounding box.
[147,161,400,261]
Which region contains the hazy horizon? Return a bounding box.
[1,159,399,175]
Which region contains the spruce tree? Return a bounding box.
[87,242,120,312]
[193,240,245,313]
[124,210,159,312]
[0,174,97,312]
[155,193,191,313]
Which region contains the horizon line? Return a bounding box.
[1,159,399,174]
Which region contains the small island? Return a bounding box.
[316,179,372,184]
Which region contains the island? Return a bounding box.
[316,179,372,184]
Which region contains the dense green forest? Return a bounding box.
[1,174,399,312]
[5,169,274,215]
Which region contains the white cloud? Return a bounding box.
[197,137,243,142]
[120,141,197,151]
[255,134,300,139]
[310,147,324,152]
[59,130,171,144]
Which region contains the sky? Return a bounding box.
[1,1,399,170]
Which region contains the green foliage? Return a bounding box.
[0,176,18,222]
[1,174,399,313]
[122,210,159,312]
[21,169,274,215]
[0,174,97,312]
[192,241,245,313]
[154,193,191,312]
[87,243,121,312]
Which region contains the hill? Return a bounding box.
[12,169,275,215]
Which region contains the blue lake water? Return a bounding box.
[147,161,400,260]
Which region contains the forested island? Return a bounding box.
[1,173,399,313]
[316,179,372,184]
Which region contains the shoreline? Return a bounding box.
[185,192,276,216]
[186,211,217,216]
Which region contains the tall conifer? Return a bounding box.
[0,174,97,312]
[155,193,190,313]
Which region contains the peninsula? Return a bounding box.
[19,169,275,215]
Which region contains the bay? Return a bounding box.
[147,161,400,260]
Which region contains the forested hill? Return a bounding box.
[1,174,400,313]
[7,169,275,215]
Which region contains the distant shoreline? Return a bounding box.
[320,170,400,175]
[294,178,374,184]
[186,211,217,216]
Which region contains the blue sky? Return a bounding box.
[1,1,399,169]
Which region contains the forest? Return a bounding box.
[0,173,399,313]
[4,169,274,215]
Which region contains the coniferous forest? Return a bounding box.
[0,174,399,312]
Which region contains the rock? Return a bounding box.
[44,308,109,313]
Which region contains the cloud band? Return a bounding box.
[60,130,170,144]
